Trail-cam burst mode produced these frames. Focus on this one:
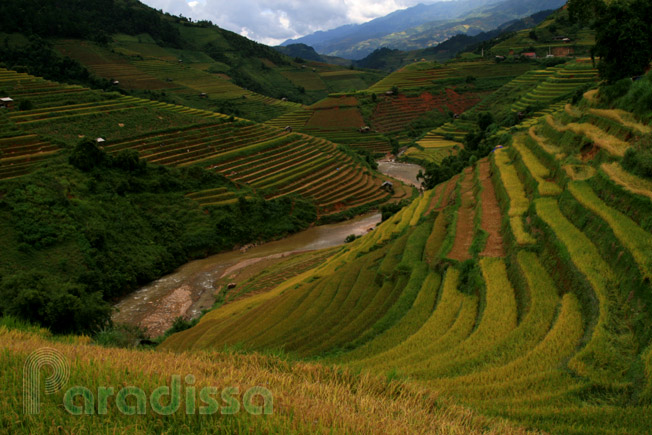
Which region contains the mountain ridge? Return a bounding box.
[284,0,566,59]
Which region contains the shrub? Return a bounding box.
[345,234,358,243]
[69,139,107,172]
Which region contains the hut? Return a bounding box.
[0,97,14,110]
[381,181,394,192]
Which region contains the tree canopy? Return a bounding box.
[569,0,652,82]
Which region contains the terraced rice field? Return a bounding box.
[511,63,598,113]
[55,40,174,90]
[371,90,480,133]
[281,70,328,91]
[266,95,392,153]
[410,130,464,164]
[301,128,391,153]
[106,125,392,214]
[366,63,454,92]
[163,84,652,431]
[0,133,60,179]
[0,68,395,215]
[403,146,454,164]
[264,108,314,129]
[306,107,365,129]
[447,167,476,261]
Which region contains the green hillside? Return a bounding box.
[488,6,595,58]
[163,73,652,433]
[0,0,384,123]
[3,0,652,433]
[0,65,411,334]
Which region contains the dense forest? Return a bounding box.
[0,0,181,46]
[568,0,652,82]
[0,141,316,334]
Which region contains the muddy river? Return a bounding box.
[112,212,382,337]
[377,160,424,188]
[113,161,423,337]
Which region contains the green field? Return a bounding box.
[3,2,652,433]
[159,73,652,433]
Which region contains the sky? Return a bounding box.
[140,0,442,46]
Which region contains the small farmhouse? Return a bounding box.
[381,181,394,192]
[0,97,14,110]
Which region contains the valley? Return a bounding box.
[1,1,652,434]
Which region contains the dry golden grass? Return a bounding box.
[529,126,563,159]
[547,116,629,157]
[513,135,562,196]
[601,162,652,201]
[565,103,582,118]
[589,108,652,134]
[583,89,599,104]
[0,326,535,434]
[417,133,463,149]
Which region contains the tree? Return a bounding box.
[69,139,107,172]
[390,137,400,155]
[568,0,652,82]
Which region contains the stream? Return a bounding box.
[112,212,382,337]
[112,160,424,337]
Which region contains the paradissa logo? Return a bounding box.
[64,375,273,416]
[24,348,273,416]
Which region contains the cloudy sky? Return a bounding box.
[141,0,442,46]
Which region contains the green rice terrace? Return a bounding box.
[2,0,652,434]
[0,68,407,215]
[162,77,652,433]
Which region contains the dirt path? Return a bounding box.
[478,160,505,257]
[448,167,476,262]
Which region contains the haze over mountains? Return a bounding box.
[282,0,567,59]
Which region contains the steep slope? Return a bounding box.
[0,68,400,215]
[0,0,384,122]
[0,324,534,434]
[488,5,595,58]
[264,58,540,155]
[404,59,599,165]
[163,69,652,434]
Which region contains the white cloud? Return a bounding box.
[141,0,440,46]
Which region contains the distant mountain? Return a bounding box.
[282,0,503,56]
[418,8,558,61]
[274,44,324,62]
[284,0,566,59]
[354,9,557,71]
[0,0,311,101]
